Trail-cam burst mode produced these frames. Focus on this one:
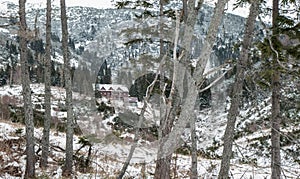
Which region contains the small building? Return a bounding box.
[96,84,129,102]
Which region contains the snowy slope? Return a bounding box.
[0,0,299,178]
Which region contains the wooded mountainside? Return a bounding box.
[0,0,299,178]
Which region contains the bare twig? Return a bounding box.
[199,67,232,93]
[117,54,167,179]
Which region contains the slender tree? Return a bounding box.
[256,0,299,177]
[19,0,35,177]
[190,113,198,179]
[271,0,281,178]
[60,0,74,176]
[218,1,260,178]
[182,0,188,22]
[155,0,173,178]
[41,0,52,168]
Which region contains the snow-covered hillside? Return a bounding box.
[0,83,299,178]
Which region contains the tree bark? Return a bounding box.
[193,0,228,85]
[19,0,35,177]
[41,0,52,168]
[218,1,260,178]
[159,0,164,55]
[190,113,198,179]
[60,0,74,176]
[155,0,172,177]
[271,0,281,178]
[182,0,188,22]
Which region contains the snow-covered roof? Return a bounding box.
[97,84,129,92]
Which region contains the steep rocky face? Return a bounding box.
[0,2,247,73]
[0,1,252,104]
[0,1,249,108]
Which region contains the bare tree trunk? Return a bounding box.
[182,0,188,22]
[160,0,228,162]
[190,113,197,179]
[159,0,164,55]
[154,8,182,178]
[193,0,228,85]
[271,0,281,178]
[154,112,173,179]
[156,0,172,177]
[60,0,74,176]
[271,70,281,179]
[41,0,52,168]
[218,1,260,178]
[19,0,35,177]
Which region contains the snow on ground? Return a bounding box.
[0,121,274,178]
[1,118,298,178]
[0,83,299,178]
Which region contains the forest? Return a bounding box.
[0,0,299,178]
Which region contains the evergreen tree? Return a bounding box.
[256,1,299,177]
[19,0,35,177]
[41,0,52,168]
[60,0,74,176]
[97,60,112,84]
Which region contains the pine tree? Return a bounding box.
[60,0,74,176]
[257,1,299,177]
[97,60,112,84]
[19,0,35,177]
[41,0,52,168]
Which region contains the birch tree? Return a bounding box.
[19,0,35,177]
[218,1,260,177]
[159,0,229,161]
[154,0,204,177]
[41,0,52,168]
[60,0,74,176]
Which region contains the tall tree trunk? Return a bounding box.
[61,0,74,176]
[190,113,197,179]
[19,0,35,177]
[159,0,164,55]
[182,0,188,22]
[154,0,173,178]
[41,0,52,168]
[271,0,281,178]
[218,1,260,178]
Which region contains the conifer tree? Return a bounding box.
[19,0,35,177]
[60,0,74,176]
[257,1,299,177]
[41,0,52,168]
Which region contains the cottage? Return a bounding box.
[96,84,129,102]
